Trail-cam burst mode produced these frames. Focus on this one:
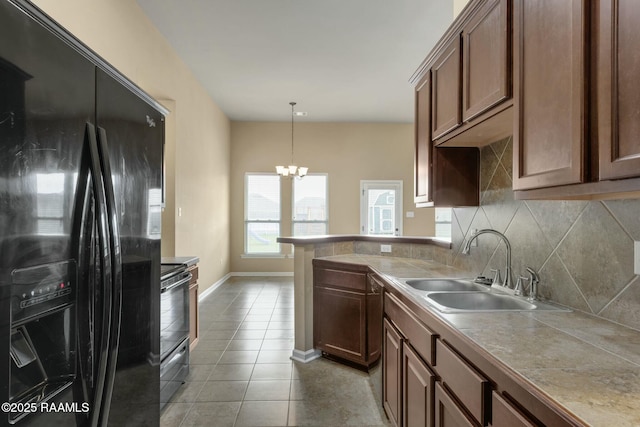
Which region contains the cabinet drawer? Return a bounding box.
[434,382,476,427]
[314,267,366,292]
[188,266,198,284]
[384,292,437,366]
[491,392,536,427]
[436,340,490,425]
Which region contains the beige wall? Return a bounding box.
[230,122,436,273]
[454,0,470,16]
[32,0,231,292]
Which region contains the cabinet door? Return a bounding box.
[462,0,510,121]
[403,342,435,427]
[383,319,403,427]
[491,392,536,427]
[367,275,383,363]
[432,36,462,140]
[513,0,588,190]
[434,383,476,427]
[596,0,640,180]
[313,286,366,364]
[415,71,432,205]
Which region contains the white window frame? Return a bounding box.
[360,180,403,236]
[292,173,329,236]
[243,173,283,257]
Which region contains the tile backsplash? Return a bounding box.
[436,136,640,331]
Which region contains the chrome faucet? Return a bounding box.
[526,267,540,301]
[462,229,513,290]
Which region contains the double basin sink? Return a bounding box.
[396,278,566,313]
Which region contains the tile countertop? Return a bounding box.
[319,254,640,427]
[161,256,200,267]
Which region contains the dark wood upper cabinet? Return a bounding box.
[512,0,588,191]
[595,0,640,181]
[512,0,640,199]
[415,71,480,208]
[414,72,432,205]
[462,0,510,122]
[431,36,462,140]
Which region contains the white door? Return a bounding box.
[360,180,403,236]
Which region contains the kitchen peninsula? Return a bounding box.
[279,235,640,426]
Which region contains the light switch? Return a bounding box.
[406,211,415,218]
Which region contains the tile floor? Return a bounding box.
[160,276,390,427]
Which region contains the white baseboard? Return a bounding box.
[230,272,294,277]
[199,272,294,301]
[198,273,231,301]
[290,349,322,364]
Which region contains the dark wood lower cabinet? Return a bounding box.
[188,265,199,351]
[403,342,436,427]
[314,286,366,361]
[434,383,476,427]
[382,284,579,427]
[491,392,536,427]
[312,260,382,368]
[383,319,403,427]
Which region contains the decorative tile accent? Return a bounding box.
[446,137,640,331]
[503,203,554,280]
[334,241,354,255]
[525,199,589,248]
[480,163,520,234]
[599,276,640,330]
[556,202,635,313]
[390,243,411,258]
[314,243,334,257]
[480,145,501,192]
[538,253,592,312]
[603,199,640,240]
[354,241,379,255]
[411,244,434,260]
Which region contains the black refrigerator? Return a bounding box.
[0,0,166,425]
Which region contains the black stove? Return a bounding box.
[160,264,186,281]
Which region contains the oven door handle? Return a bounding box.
[161,273,192,293]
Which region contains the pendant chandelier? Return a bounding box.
[276,101,308,177]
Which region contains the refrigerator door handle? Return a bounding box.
[96,126,123,426]
[86,122,114,427]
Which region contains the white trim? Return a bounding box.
[199,273,232,301]
[290,348,322,364]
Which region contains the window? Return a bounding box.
[292,174,328,236]
[245,174,281,254]
[435,207,452,241]
[360,180,403,236]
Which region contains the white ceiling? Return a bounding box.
[135,0,454,123]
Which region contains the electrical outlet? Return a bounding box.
[471,229,478,247]
[635,241,640,275]
[406,211,415,218]
[380,244,392,253]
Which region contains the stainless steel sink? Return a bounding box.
[424,291,566,313]
[402,278,490,292]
